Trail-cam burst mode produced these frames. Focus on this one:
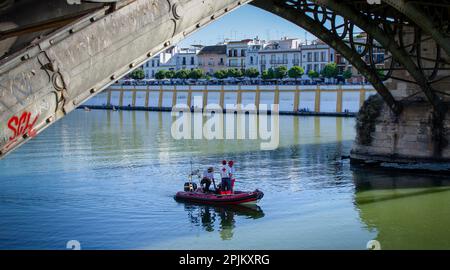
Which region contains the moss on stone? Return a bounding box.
[356,94,384,146]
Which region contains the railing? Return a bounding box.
[91,85,376,114]
[227,63,245,68]
[270,60,288,65]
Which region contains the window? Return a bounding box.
[182,57,186,65]
[321,51,326,62]
[241,50,246,57]
[228,50,232,57]
[152,60,155,67]
[190,57,195,65]
[233,49,238,57]
[250,56,254,65]
[229,59,238,67]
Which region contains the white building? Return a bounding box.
[226,38,264,69]
[143,46,176,78]
[300,40,335,75]
[257,37,302,74]
[174,46,202,70]
[143,46,201,78]
[246,42,266,71]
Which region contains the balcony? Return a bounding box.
[270,60,288,65]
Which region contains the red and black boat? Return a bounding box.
[175,189,264,205]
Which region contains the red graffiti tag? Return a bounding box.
[5,111,39,149]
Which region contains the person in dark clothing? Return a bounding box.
[201,167,214,192]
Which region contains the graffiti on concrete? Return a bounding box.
[3,111,39,149]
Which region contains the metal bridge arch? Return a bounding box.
[1,0,450,158]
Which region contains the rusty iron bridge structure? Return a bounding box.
[1,0,450,165]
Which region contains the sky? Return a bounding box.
[178,5,317,47]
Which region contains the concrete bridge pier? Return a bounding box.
[350,31,450,167]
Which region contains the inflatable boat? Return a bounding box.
[175,189,264,205]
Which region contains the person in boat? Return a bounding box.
[220,160,232,192]
[200,167,214,192]
[228,160,235,191]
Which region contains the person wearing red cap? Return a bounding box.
[228,160,235,192]
[228,160,235,178]
[220,160,231,192]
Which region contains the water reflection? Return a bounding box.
[352,166,450,249]
[3,109,450,249]
[181,204,265,240]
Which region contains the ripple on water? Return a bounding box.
[1,111,449,249]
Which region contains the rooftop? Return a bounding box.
[198,45,227,55]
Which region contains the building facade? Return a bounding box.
[141,34,384,81]
[143,46,201,78]
[197,45,227,75]
[257,38,301,74]
[300,40,335,75]
[226,39,255,69]
[334,35,385,83]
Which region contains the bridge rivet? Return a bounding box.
[129,63,135,68]
[21,54,29,61]
[110,75,116,80]
[90,17,96,23]
[147,52,152,57]
[46,117,53,123]
[90,88,96,93]
[172,3,183,20]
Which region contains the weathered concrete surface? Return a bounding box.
[351,101,450,164]
[351,28,450,166]
[0,0,249,158]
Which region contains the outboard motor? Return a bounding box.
[184,182,197,192]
